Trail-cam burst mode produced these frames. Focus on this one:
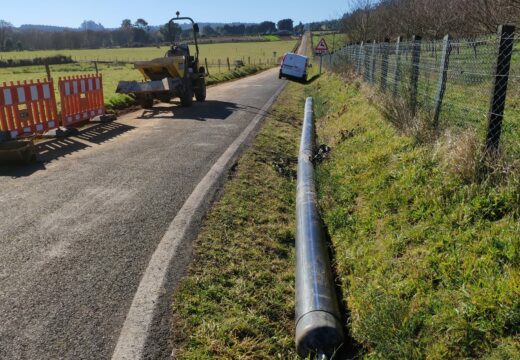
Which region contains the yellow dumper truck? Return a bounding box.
[116,13,206,109]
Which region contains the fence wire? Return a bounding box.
[322,28,520,159]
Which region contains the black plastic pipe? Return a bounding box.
[295,97,344,357]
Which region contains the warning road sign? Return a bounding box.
[315,38,329,54]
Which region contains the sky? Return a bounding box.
[1,0,349,28]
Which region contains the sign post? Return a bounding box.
[315,37,330,75]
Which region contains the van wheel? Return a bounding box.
[279,71,283,79]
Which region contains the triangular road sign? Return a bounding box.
[315,38,329,54]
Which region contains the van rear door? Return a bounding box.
[281,54,307,79]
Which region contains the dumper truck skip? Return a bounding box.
[116,12,206,109]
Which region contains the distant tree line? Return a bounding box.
[0,17,303,52]
[341,0,520,42]
[308,19,341,31]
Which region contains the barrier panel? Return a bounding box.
[59,74,105,126]
[0,79,59,139]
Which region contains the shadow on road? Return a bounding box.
[0,122,135,178]
[138,100,274,121]
[138,100,237,121]
[75,121,135,145]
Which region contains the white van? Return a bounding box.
[279,53,309,82]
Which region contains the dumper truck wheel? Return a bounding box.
[137,95,154,109]
[195,80,206,102]
[180,80,193,107]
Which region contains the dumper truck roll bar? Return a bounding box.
[116,12,206,109]
[168,12,200,62]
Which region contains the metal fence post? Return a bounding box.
[45,62,52,81]
[370,40,377,84]
[486,25,516,153]
[410,35,422,115]
[393,37,402,97]
[359,41,365,76]
[352,43,358,72]
[433,34,452,129]
[380,39,390,92]
[364,41,370,82]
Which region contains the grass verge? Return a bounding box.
[205,64,272,86]
[308,72,520,359]
[171,81,305,359]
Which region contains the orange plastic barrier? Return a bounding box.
[0,79,59,138]
[59,74,105,126]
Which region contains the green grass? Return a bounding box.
[263,35,282,41]
[338,39,520,159]
[171,81,305,359]
[0,41,296,64]
[0,40,296,111]
[312,33,348,53]
[0,61,139,110]
[205,64,272,86]
[307,72,520,359]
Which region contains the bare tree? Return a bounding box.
[459,0,519,33]
[340,0,519,41]
[0,20,13,51]
[341,0,379,42]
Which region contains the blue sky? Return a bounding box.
[1,0,348,28]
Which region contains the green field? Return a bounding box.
[0,40,297,108]
[311,32,348,53]
[0,40,297,64]
[311,71,520,359]
[0,62,142,109]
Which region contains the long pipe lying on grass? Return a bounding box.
[295,97,344,357]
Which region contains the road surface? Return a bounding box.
[0,67,287,359]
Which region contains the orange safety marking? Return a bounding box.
[0,79,58,138]
[58,74,105,127]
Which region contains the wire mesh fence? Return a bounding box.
[322,25,520,160]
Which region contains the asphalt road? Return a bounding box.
[0,67,287,359]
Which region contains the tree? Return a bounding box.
[277,19,294,32]
[294,22,305,34]
[0,20,13,51]
[121,19,132,30]
[119,19,133,46]
[341,0,374,42]
[160,22,182,42]
[459,0,520,33]
[202,25,219,37]
[4,38,13,51]
[81,20,105,31]
[132,19,150,45]
[134,18,149,30]
[258,21,277,34]
[222,24,246,36]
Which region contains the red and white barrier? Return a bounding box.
[59,74,105,126]
[0,80,59,138]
